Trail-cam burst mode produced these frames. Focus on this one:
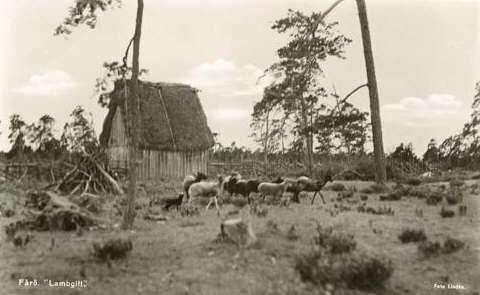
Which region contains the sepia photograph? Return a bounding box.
[0,0,479,294]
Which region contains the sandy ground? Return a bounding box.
[0,180,479,295]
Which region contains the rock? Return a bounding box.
[220,218,257,247]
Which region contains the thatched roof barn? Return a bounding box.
[100,80,214,179]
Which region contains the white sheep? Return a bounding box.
[188,176,223,214]
[258,180,292,201]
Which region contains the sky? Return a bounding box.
[1,0,479,155]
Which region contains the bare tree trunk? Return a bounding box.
[299,101,314,177]
[263,108,270,175]
[356,0,387,184]
[122,0,144,230]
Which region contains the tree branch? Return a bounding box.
[314,0,346,29]
[122,36,135,72]
[331,83,368,115]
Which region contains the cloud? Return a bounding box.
[210,107,250,120]
[13,70,77,96]
[183,58,273,98]
[381,94,464,127]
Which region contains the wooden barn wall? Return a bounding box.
[106,105,209,179]
[108,148,209,180]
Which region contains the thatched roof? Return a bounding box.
[100,80,214,151]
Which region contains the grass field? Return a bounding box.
[1,179,479,295]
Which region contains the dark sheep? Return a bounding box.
[227,178,261,203]
[274,174,333,204]
[163,193,184,211]
[222,172,242,196]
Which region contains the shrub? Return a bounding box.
[295,251,394,291]
[418,241,441,257]
[314,225,356,254]
[360,195,368,201]
[405,177,422,186]
[408,186,430,199]
[357,204,394,216]
[339,190,354,199]
[354,158,380,181]
[328,183,346,192]
[341,253,394,290]
[449,179,465,188]
[265,220,280,234]
[398,228,427,243]
[471,173,480,180]
[426,192,443,205]
[440,207,455,218]
[360,183,389,194]
[286,225,299,241]
[443,237,464,254]
[445,193,461,205]
[379,191,402,201]
[92,238,133,260]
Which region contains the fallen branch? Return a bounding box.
[95,162,124,195]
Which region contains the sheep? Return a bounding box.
[258,180,292,202]
[221,172,242,196]
[183,172,208,201]
[274,174,333,204]
[273,177,302,203]
[296,174,333,205]
[163,193,184,211]
[227,178,261,204]
[188,176,223,214]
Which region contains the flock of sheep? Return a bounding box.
[180,171,333,214]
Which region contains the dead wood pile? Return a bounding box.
[6,190,102,232]
[48,154,123,196]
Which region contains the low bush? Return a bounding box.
[405,177,422,186]
[295,251,394,291]
[440,207,455,218]
[398,228,427,243]
[360,194,368,201]
[379,191,402,201]
[357,204,394,216]
[445,193,461,205]
[360,183,390,194]
[327,183,346,192]
[341,253,394,290]
[418,241,441,257]
[92,238,133,261]
[443,237,464,254]
[408,186,431,199]
[426,192,443,205]
[338,190,354,200]
[286,225,299,241]
[314,225,356,254]
[449,179,465,188]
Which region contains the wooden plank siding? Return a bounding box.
[106,107,209,180]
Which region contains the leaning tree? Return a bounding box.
[312,0,388,182]
[55,0,144,229]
